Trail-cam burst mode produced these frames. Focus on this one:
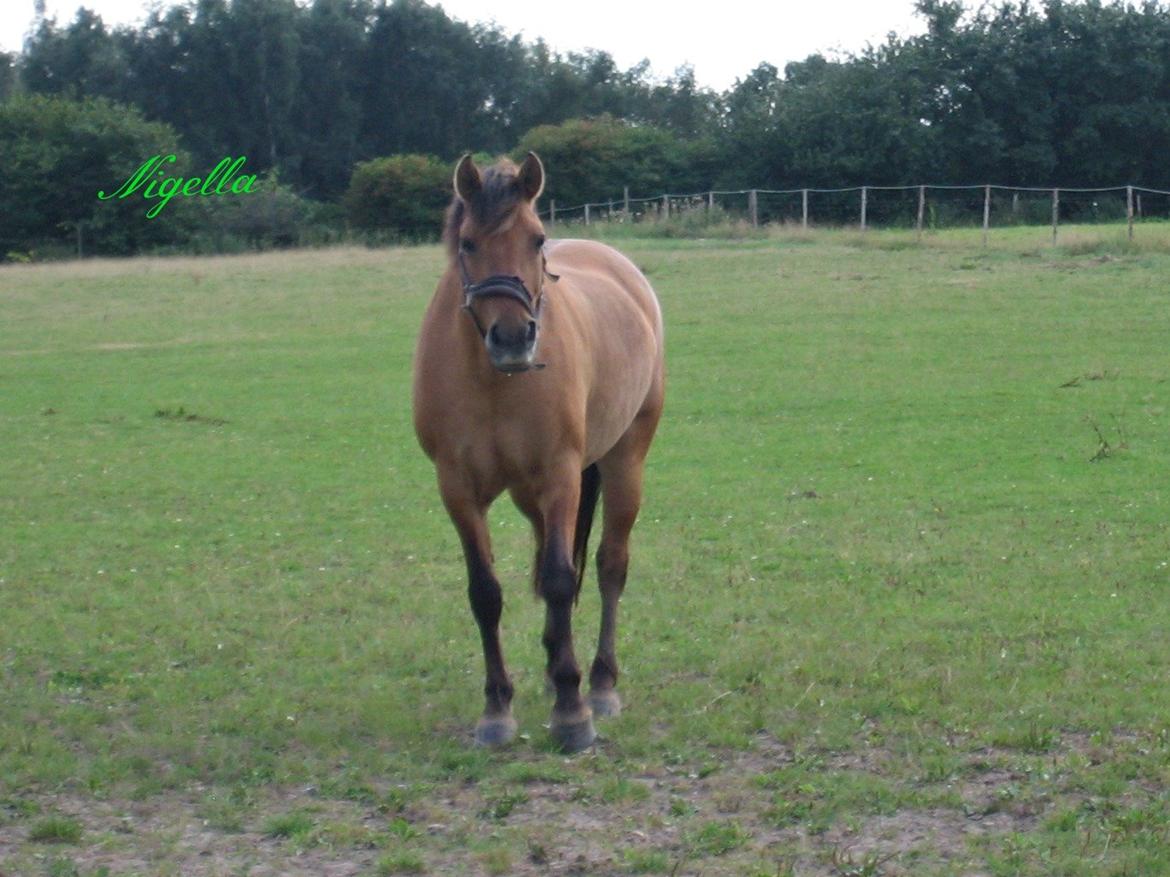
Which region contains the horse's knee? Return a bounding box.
[468,574,503,626]
[538,532,578,605]
[538,561,577,605]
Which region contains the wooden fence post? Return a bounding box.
[1051,189,1059,244]
[860,186,868,230]
[801,188,809,230]
[708,190,715,213]
[982,185,991,248]
[624,186,630,217]
[662,194,670,219]
[1127,185,1134,241]
[584,203,590,225]
[916,185,925,240]
[748,189,758,228]
[550,200,556,224]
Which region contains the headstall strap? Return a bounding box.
[458,249,557,339]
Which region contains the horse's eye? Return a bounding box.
[460,238,476,254]
[534,234,546,251]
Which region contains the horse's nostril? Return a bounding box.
[488,324,502,346]
[526,321,537,342]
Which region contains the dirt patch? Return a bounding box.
[0,732,1144,876]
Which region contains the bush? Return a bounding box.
[343,153,451,239]
[178,171,316,252]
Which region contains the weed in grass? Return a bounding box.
[624,848,672,873]
[46,859,109,877]
[376,849,426,875]
[687,819,750,856]
[196,786,255,833]
[28,815,82,844]
[198,795,246,833]
[994,724,1059,755]
[499,761,571,784]
[1047,807,1081,833]
[1085,413,1129,462]
[668,797,696,818]
[598,774,652,805]
[153,406,228,426]
[829,846,898,877]
[387,817,420,840]
[434,748,490,782]
[479,788,528,820]
[767,797,816,827]
[262,810,315,840]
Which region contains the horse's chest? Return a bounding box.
[445,401,569,483]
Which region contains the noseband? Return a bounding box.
[459,250,559,370]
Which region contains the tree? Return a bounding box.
[292,0,373,198]
[0,51,17,101]
[0,94,192,257]
[20,8,130,101]
[516,116,691,208]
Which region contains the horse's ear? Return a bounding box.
[517,152,545,202]
[454,154,482,202]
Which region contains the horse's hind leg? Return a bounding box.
[591,403,660,717]
[439,470,515,746]
[589,454,642,717]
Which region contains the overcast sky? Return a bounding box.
[1,0,929,92]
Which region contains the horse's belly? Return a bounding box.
[583,348,656,463]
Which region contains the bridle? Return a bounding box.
[458,248,559,370]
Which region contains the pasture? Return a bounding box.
[1,226,1169,876]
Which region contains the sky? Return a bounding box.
[0,0,928,92]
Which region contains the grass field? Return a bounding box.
[2,224,1169,876]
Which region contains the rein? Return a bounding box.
[459,250,559,371]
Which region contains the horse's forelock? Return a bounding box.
[444,160,526,255]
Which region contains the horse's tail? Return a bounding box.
[573,463,602,599]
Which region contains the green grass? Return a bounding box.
[27,815,83,844]
[2,227,1170,875]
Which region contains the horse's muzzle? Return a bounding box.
[485,319,541,373]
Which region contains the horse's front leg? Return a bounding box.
[534,472,596,753]
[439,470,515,746]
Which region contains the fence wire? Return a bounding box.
[540,184,1170,238]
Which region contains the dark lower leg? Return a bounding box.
[539,530,595,751]
[464,544,515,744]
[590,539,628,714]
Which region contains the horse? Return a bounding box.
[412,152,665,752]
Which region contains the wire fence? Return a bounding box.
[539,184,1170,242]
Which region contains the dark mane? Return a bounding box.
[443,159,524,256]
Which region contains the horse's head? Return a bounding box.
[446,152,552,373]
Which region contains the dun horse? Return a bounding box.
[412,153,665,752]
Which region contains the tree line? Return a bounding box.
[3,0,1170,256]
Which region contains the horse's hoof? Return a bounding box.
[475,714,518,747]
[550,710,597,753]
[590,688,622,718]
